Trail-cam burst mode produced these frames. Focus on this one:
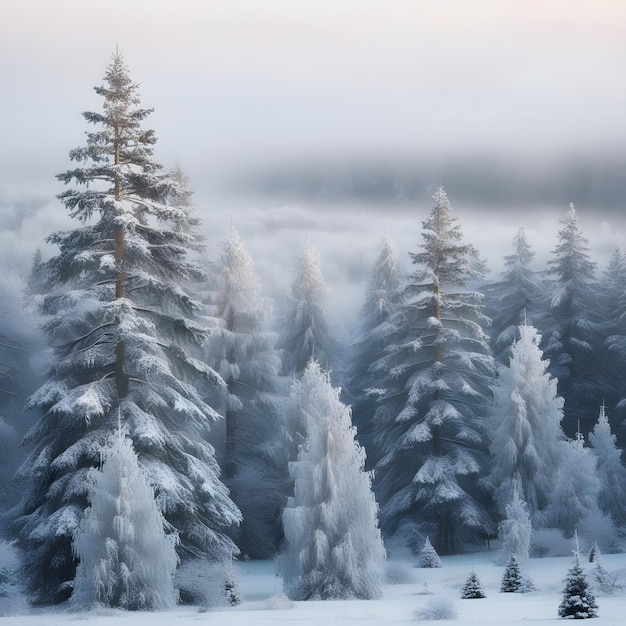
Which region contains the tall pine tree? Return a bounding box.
[374,187,496,554]
[11,52,240,604]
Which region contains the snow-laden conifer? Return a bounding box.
[279,244,333,377]
[488,324,566,523]
[558,549,598,618]
[419,536,442,568]
[72,428,178,610]
[486,226,543,364]
[347,237,402,469]
[500,553,523,593]
[543,204,603,437]
[461,571,486,599]
[10,52,240,604]
[374,187,496,554]
[498,482,532,562]
[205,230,285,558]
[588,405,626,527]
[280,361,385,600]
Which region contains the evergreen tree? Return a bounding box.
[498,482,532,562]
[488,324,566,523]
[486,226,543,364]
[588,405,626,527]
[278,243,333,378]
[205,230,285,558]
[71,428,178,610]
[543,204,602,437]
[374,187,496,554]
[500,553,523,592]
[280,361,385,600]
[461,571,486,599]
[347,237,402,467]
[558,552,598,618]
[10,52,240,604]
[418,536,442,568]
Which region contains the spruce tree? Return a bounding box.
[10,52,240,604]
[498,482,532,562]
[461,571,486,599]
[418,536,442,568]
[71,428,178,610]
[558,553,598,618]
[500,553,523,592]
[280,361,385,600]
[374,187,496,554]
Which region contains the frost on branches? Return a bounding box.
[374,187,495,554]
[280,361,385,600]
[72,429,178,610]
[558,552,598,619]
[10,52,239,604]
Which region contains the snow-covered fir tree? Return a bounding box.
[542,432,604,541]
[558,550,598,618]
[374,187,496,554]
[488,324,566,524]
[485,226,543,364]
[205,229,285,558]
[542,204,603,437]
[461,571,486,599]
[419,536,442,568]
[588,405,626,527]
[500,553,523,592]
[498,482,532,562]
[280,361,385,600]
[72,428,178,610]
[347,237,402,468]
[278,243,333,378]
[10,52,240,604]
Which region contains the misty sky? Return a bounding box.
[1,1,626,325]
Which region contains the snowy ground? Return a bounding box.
[1,545,625,626]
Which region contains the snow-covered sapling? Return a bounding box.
[588,540,599,563]
[419,536,442,568]
[500,553,523,592]
[593,558,622,596]
[461,571,486,599]
[558,554,598,619]
[417,595,458,620]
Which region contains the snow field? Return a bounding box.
[2,549,624,625]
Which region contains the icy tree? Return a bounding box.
[497,482,532,562]
[485,226,543,364]
[374,187,496,554]
[205,230,286,558]
[278,243,333,378]
[347,237,402,467]
[10,52,240,604]
[500,553,523,592]
[419,536,442,568]
[588,405,626,527]
[280,361,385,600]
[461,571,486,599]
[543,433,604,540]
[543,204,603,437]
[72,429,178,610]
[558,552,598,618]
[488,324,566,523]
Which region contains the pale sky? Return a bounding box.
[1,0,625,323]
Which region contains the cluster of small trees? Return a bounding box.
[1,51,626,611]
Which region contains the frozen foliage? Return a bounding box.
[280,361,385,600]
[498,483,532,562]
[205,230,285,558]
[419,536,442,568]
[374,187,495,554]
[461,571,486,599]
[558,553,598,619]
[486,226,543,364]
[11,52,239,604]
[71,430,178,610]
[542,433,604,541]
[500,554,523,592]
[348,237,402,469]
[592,558,622,596]
[489,325,566,524]
[416,595,458,620]
[174,558,241,608]
[543,204,603,437]
[588,406,626,527]
[279,243,333,377]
